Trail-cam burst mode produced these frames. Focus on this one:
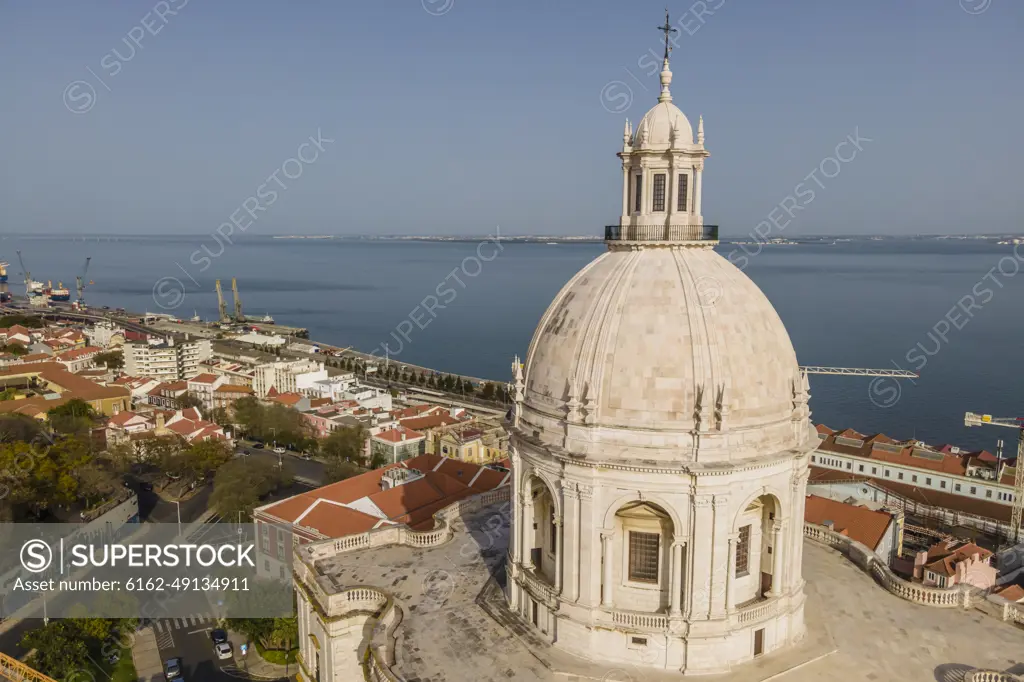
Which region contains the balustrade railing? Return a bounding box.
[964,672,1023,682]
[803,522,968,608]
[737,599,779,624]
[609,609,669,631]
[302,485,511,563]
[605,224,719,242]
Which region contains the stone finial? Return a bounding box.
[714,384,729,431]
[623,118,631,144]
[698,115,705,145]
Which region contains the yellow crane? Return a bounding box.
[231,277,243,322]
[964,411,1023,542]
[215,279,229,323]
[0,652,58,682]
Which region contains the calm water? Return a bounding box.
[2,234,1022,453]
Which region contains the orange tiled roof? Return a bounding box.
[923,540,993,578]
[804,495,894,551]
[373,426,424,444]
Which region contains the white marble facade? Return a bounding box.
[505,40,816,676]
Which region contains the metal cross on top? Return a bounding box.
[658,9,677,60]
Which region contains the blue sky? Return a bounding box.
[1,0,1020,236]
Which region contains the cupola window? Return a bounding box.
[677,174,689,212]
[634,175,643,213]
[652,174,666,212]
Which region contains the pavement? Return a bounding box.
[132,625,164,682]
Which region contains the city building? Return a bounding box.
[0,362,130,417]
[254,454,510,581]
[212,383,254,411]
[105,411,156,446]
[811,425,1017,507]
[235,331,286,347]
[803,494,903,566]
[123,335,212,380]
[54,345,102,373]
[84,320,126,348]
[145,380,188,409]
[371,425,426,464]
[252,359,327,397]
[914,540,996,590]
[185,372,227,411]
[291,36,816,679]
[306,373,392,410]
[201,359,255,387]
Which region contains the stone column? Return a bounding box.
[768,521,784,597]
[669,539,684,617]
[510,461,522,566]
[709,494,730,619]
[725,533,737,612]
[693,164,703,218]
[553,517,563,593]
[688,495,714,618]
[601,530,614,608]
[561,485,578,600]
[621,163,630,218]
[523,489,535,570]
[668,157,676,218]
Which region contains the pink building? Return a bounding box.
[914,539,996,589]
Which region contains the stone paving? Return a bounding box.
[319,505,1023,682]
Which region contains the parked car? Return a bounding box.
[301,453,313,461]
[273,446,286,455]
[214,642,233,660]
[164,657,182,679]
[251,442,264,449]
[210,629,228,645]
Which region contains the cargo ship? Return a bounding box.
[48,281,71,302]
[0,262,8,284]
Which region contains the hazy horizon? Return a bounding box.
[2,1,1021,237]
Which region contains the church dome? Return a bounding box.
[519,245,813,464]
[633,101,693,149]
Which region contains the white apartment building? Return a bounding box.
[812,426,1017,508]
[304,373,393,411]
[252,359,327,397]
[123,336,212,380]
[85,320,126,348]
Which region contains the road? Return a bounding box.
[236,445,326,486]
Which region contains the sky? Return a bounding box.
[1,0,1021,237]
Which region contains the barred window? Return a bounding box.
[628,531,660,583]
[677,174,689,211]
[634,175,643,212]
[735,525,751,577]
[652,174,666,212]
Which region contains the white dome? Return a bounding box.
[519,245,814,464]
[633,101,693,149]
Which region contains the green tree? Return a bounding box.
[209,406,232,428]
[210,457,292,518]
[47,399,97,436]
[0,387,17,401]
[319,425,367,464]
[21,621,91,679]
[323,458,361,483]
[481,382,496,401]
[174,393,204,410]
[93,350,125,370]
[182,439,233,482]
[0,342,27,356]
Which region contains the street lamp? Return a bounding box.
[173,500,182,537]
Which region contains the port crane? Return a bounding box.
[231,277,244,322]
[964,411,1024,542]
[74,257,92,307]
[15,250,31,297]
[799,366,918,378]
[215,279,230,323]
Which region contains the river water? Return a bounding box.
[3,234,1022,453]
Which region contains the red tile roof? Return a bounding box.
[922,540,992,577]
[56,346,102,361]
[804,495,894,551]
[257,454,507,539]
[373,426,425,444]
[188,373,219,384]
